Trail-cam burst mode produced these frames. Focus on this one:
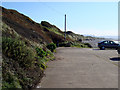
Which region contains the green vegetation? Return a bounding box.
[2,37,36,68]
[71,42,92,48]
[84,43,92,48]
[2,72,22,88]
[59,41,72,47]
[41,21,53,28]
[41,21,64,36]
[36,47,47,58]
[35,47,51,70]
[47,43,57,52]
[1,7,97,89]
[2,37,54,89]
[42,26,63,36]
[58,41,92,48]
[49,27,63,36]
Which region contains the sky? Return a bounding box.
[1,2,118,37]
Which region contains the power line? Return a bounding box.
[41,3,74,35]
[41,3,64,16]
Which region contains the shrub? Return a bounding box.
[59,42,72,47]
[2,72,22,88]
[40,63,47,70]
[47,43,56,52]
[36,48,46,58]
[78,39,82,42]
[2,37,35,68]
[46,50,53,56]
[41,21,53,28]
[84,43,92,48]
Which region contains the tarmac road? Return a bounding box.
[37,47,119,88]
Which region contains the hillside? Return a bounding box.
[2,6,73,45]
[1,6,93,89]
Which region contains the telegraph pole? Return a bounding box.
[65,14,66,41]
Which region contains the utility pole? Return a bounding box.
[65,14,66,41]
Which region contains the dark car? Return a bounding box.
[98,40,119,50]
[117,45,120,54]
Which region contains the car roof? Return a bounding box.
[98,40,115,43]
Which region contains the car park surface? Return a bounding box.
[37,47,118,88]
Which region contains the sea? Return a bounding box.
[99,36,120,43]
[83,36,120,48]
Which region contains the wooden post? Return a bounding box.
[65,14,66,41]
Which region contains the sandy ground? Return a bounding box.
[37,47,119,88]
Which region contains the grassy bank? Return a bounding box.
[1,6,94,89]
[2,37,55,89]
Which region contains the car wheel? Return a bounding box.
[118,50,120,54]
[100,46,105,50]
[116,47,119,50]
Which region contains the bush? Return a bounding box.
[2,72,22,88]
[41,21,52,28]
[36,48,46,58]
[2,37,35,68]
[84,43,92,48]
[78,39,82,42]
[47,43,56,52]
[59,42,73,47]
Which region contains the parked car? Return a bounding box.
[117,45,120,54]
[98,40,119,50]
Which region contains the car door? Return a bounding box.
[102,41,109,48]
[108,41,118,48]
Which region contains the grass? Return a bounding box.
[42,26,63,36]
[50,27,63,36]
